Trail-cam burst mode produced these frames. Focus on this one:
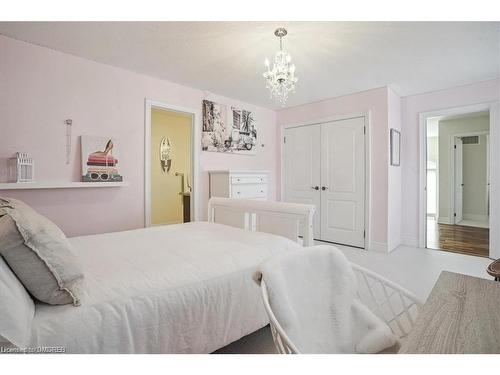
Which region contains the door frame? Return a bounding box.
[144,99,199,227]
[452,136,464,224]
[449,131,490,225]
[280,112,371,249]
[418,101,499,259]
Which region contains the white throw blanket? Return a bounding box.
[255,245,397,354]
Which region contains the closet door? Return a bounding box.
[284,125,321,239]
[320,117,365,247]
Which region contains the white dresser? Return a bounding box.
[208,170,269,200]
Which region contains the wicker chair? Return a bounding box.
[260,262,424,354]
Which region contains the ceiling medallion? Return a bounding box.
[263,28,298,106]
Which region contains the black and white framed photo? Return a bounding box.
[201,99,257,155]
[390,129,401,166]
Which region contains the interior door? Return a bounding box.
[284,125,321,238]
[320,117,365,247]
[454,137,463,224]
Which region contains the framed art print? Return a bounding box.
[81,135,123,182]
[201,99,257,155]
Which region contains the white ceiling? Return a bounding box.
[0,22,498,109]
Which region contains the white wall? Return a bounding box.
[401,79,499,246]
[426,136,438,216]
[427,137,439,165]
[387,87,402,251]
[463,134,489,220]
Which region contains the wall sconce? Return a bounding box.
[65,119,72,165]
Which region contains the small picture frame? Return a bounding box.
[390,129,401,166]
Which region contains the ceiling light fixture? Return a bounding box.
[263,28,298,106]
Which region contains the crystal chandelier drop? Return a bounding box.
[263,28,298,106]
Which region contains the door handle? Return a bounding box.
[321,186,328,191]
[311,186,319,190]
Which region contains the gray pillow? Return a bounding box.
[0,197,83,306]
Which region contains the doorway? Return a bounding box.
[283,116,367,248]
[425,110,490,257]
[145,101,195,227]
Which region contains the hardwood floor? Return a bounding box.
[427,219,489,258]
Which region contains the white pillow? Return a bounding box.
[0,255,35,348]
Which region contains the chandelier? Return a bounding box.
[263,28,298,106]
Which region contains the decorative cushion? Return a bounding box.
[0,197,84,306]
[0,255,35,348]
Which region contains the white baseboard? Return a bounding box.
[463,213,488,222]
[152,220,183,226]
[369,241,388,253]
[438,216,452,224]
[387,239,402,252]
[401,236,419,247]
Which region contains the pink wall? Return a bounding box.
[400,79,499,245]
[4,33,496,249]
[0,36,277,237]
[387,87,402,251]
[276,87,390,249]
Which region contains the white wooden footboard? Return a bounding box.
[208,197,315,246]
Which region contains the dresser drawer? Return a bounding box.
[208,170,269,200]
[231,175,267,184]
[231,184,267,199]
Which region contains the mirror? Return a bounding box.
[160,137,172,173]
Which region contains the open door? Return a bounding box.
[454,137,463,224]
[149,107,193,226]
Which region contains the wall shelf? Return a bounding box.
[0,181,129,190]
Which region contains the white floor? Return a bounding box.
[334,243,492,302]
[215,243,494,354]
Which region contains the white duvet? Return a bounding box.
[29,222,300,353]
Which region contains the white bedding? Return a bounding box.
[28,222,300,353]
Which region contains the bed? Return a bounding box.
[25,198,315,353]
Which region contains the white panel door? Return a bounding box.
[284,125,321,238]
[454,137,463,223]
[320,117,365,247]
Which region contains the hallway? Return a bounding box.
[427,218,489,258]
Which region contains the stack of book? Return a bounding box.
[83,154,122,182]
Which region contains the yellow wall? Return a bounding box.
[151,108,192,225]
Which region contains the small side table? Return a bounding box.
[487,258,500,281]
